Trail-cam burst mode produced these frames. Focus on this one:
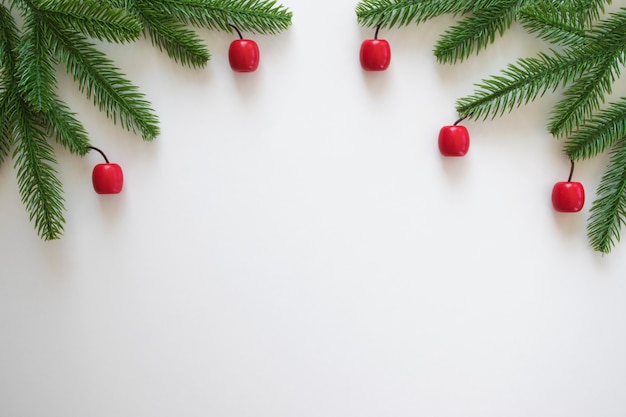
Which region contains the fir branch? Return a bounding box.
[355,0,486,29]
[149,0,292,35]
[0,96,12,165]
[45,24,160,140]
[1,0,294,241]
[16,9,57,112]
[43,96,90,156]
[587,138,626,254]
[1,3,65,239]
[518,2,595,47]
[565,98,626,161]
[456,49,599,121]
[0,4,19,166]
[571,0,609,21]
[548,53,619,137]
[434,0,521,64]
[7,8,85,156]
[354,0,626,253]
[547,9,626,137]
[31,0,143,43]
[130,1,211,68]
[591,6,626,48]
[13,104,66,240]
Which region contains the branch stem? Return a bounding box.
[229,24,243,39]
[88,146,109,163]
[374,23,382,40]
[453,116,466,126]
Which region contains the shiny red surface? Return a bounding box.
[438,125,470,157]
[229,39,260,72]
[360,39,391,71]
[92,163,124,194]
[552,182,585,212]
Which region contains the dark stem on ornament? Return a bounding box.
[568,159,575,182]
[453,116,466,126]
[88,146,109,163]
[230,24,243,40]
[374,23,382,40]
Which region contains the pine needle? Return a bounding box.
[456,49,599,120]
[356,0,626,253]
[0,0,292,239]
[153,0,293,34]
[434,0,521,64]
[588,139,626,254]
[565,98,626,161]
[48,26,160,140]
[133,2,211,68]
[13,101,66,241]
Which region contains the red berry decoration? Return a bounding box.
[360,24,391,71]
[438,117,470,157]
[552,160,585,212]
[89,146,123,194]
[228,25,259,72]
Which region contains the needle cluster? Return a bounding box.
[0,0,291,240]
[357,0,626,254]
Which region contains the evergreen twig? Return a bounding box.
[434,0,521,64]
[455,49,601,120]
[0,0,292,240]
[356,0,626,253]
[566,98,626,161]
[518,2,598,46]
[587,139,626,253]
[133,3,210,68]
[356,0,493,30]
[116,0,293,68]
[1,3,65,240]
[152,0,293,35]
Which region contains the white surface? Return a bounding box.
[1,2,626,417]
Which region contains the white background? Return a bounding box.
[1,2,626,416]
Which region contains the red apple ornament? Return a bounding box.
[552,160,584,212]
[89,146,123,194]
[439,117,470,156]
[360,24,391,71]
[228,25,259,72]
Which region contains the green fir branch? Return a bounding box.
[150,0,292,35]
[130,1,211,68]
[0,4,20,166]
[546,9,626,137]
[1,3,65,239]
[454,5,626,124]
[517,2,595,47]
[355,0,626,253]
[32,0,143,43]
[0,96,12,165]
[355,0,491,29]
[13,105,66,240]
[46,24,160,140]
[16,10,57,112]
[548,53,619,137]
[43,96,90,156]
[591,6,626,48]
[434,0,521,64]
[1,0,292,240]
[569,0,609,23]
[16,0,144,115]
[565,98,626,161]
[587,138,626,254]
[456,49,599,120]
[111,0,292,67]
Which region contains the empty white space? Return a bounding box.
[1,2,625,417]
